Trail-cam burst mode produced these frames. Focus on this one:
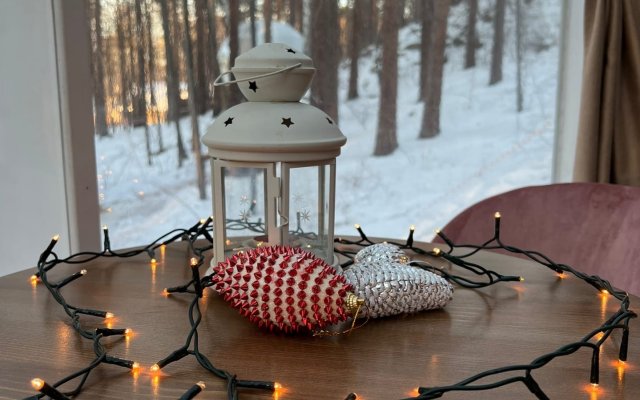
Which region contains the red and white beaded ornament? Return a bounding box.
[211,246,362,333]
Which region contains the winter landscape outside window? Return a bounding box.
[87,0,561,249]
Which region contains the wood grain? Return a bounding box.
[0,240,638,399]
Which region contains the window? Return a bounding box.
[88,0,562,248]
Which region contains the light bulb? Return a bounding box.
[354,224,361,229]
[131,362,140,371]
[31,378,44,390]
[150,364,160,373]
[52,234,60,241]
[410,225,415,231]
[80,269,87,275]
[196,381,206,389]
[105,312,114,319]
[494,212,501,219]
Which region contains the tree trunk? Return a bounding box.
[89,0,109,137]
[249,0,257,47]
[145,0,163,152]
[275,0,284,20]
[294,0,303,32]
[264,0,272,42]
[227,0,244,107]
[464,0,478,69]
[159,0,188,167]
[418,1,433,101]
[347,0,360,100]
[420,0,450,139]
[489,0,506,85]
[134,0,152,165]
[516,0,523,112]
[309,0,339,123]
[181,0,207,200]
[207,0,225,116]
[116,2,130,126]
[373,0,400,156]
[195,0,208,115]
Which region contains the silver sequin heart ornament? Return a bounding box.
[343,243,454,318]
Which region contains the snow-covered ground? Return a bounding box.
[97,2,560,249]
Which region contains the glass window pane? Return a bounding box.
[222,167,266,252]
[287,165,330,260]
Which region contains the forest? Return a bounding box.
[87,0,540,195]
[90,0,559,247]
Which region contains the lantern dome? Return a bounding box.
[231,43,315,102]
[203,101,346,162]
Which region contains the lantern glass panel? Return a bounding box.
[222,166,267,252]
[285,163,332,261]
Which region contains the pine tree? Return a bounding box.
[419,0,450,138]
[347,0,361,100]
[181,0,206,199]
[464,0,478,69]
[309,0,339,123]
[159,0,188,166]
[489,0,506,85]
[373,0,401,156]
[207,0,225,116]
[264,0,272,42]
[88,0,109,137]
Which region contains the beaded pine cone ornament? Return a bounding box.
[343,243,454,318]
[212,246,363,333]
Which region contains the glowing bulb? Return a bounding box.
[433,247,441,256]
[162,288,170,297]
[30,275,38,282]
[410,225,415,231]
[601,289,609,295]
[591,382,599,387]
[199,218,206,224]
[105,312,114,319]
[150,364,160,373]
[434,228,441,234]
[150,258,157,264]
[80,269,87,275]
[125,328,132,336]
[102,225,108,230]
[274,382,282,390]
[31,378,44,390]
[131,362,140,371]
[190,257,198,266]
[196,381,206,390]
[52,234,60,241]
[494,212,501,219]
[354,224,360,229]
[519,277,525,282]
[557,272,566,279]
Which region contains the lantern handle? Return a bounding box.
[213,63,303,87]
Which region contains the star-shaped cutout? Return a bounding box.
[286,48,296,54]
[239,209,250,222]
[240,195,249,205]
[224,117,234,127]
[300,209,311,222]
[281,117,294,128]
[248,81,258,92]
[326,117,333,124]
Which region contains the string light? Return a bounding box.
[28,217,636,399]
[30,378,70,400]
[337,216,636,398]
[178,381,206,400]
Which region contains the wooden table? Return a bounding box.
[0,240,638,399]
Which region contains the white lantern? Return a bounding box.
[203,43,346,266]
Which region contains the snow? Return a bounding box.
[97,2,561,249]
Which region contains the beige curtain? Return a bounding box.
[574,0,640,185]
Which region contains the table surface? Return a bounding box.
[0,240,638,400]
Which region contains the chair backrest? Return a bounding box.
[433,183,640,296]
